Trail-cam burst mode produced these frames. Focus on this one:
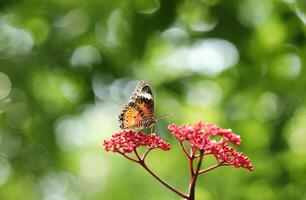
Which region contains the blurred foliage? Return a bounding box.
[0,0,306,199]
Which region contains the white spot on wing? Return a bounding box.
[138,92,153,100]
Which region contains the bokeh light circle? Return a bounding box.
[0,72,12,100]
[0,157,11,186]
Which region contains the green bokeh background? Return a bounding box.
[0,0,306,199]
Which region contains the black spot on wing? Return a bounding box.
[141,85,153,95]
[130,81,154,101]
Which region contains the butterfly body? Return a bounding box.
[119,80,155,130]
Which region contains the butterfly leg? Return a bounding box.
[149,124,154,134]
[150,120,157,134]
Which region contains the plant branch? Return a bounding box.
[142,148,153,161]
[199,161,226,174]
[134,149,142,161]
[188,150,204,200]
[140,161,188,199]
[130,148,188,199]
[190,147,196,158]
[118,152,140,163]
[188,154,195,176]
[180,141,190,158]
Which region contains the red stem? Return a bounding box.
[199,161,226,174]
[188,151,204,200]
[131,149,188,199]
[189,155,195,176]
[118,152,139,163]
[180,141,190,158]
[140,162,188,199]
[134,149,142,161]
[142,148,153,160]
[188,147,196,176]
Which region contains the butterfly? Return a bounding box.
[119,80,155,130]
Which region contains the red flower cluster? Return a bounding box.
[103,130,170,154]
[211,143,253,171]
[168,122,253,171]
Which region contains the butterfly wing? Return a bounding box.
[119,80,155,130]
[119,102,145,129]
[134,97,154,128]
[130,80,154,101]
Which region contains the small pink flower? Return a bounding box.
[103,130,170,154]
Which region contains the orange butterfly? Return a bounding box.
[119,80,155,130]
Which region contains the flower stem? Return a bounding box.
[118,152,139,163]
[199,162,226,174]
[180,141,190,158]
[140,162,188,199]
[188,151,204,200]
[189,156,195,177]
[142,148,153,161]
[132,149,188,199]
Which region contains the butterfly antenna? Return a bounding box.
[150,114,174,133]
[155,113,173,121]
